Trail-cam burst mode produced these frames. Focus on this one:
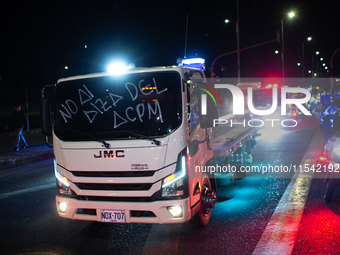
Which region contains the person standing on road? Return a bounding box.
[320,94,340,144]
[6,104,29,151]
[320,95,333,144]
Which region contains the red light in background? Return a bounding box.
[318,154,327,162]
[292,204,340,254]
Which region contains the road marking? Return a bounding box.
[0,183,56,199]
[252,130,324,255]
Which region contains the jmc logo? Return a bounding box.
[94,150,125,158]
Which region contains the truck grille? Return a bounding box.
[77,196,154,202]
[130,211,156,217]
[71,171,155,177]
[75,183,152,191]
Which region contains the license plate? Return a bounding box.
[100,210,126,223]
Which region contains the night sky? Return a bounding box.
[1,1,340,87]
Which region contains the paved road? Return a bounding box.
[1,117,339,254]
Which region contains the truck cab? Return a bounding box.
[42,65,219,226]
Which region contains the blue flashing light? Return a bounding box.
[178,58,205,71]
[182,58,205,65]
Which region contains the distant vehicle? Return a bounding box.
[322,117,340,202]
[248,86,287,123]
[237,82,261,93]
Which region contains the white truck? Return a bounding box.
[41,63,258,227]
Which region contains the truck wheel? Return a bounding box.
[325,178,337,202]
[191,176,212,227]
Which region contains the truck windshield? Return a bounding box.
[54,71,182,141]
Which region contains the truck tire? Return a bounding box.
[325,178,337,202]
[191,176,212,227]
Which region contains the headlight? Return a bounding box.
[58,202,68,213]
[54,159,72,195]
[334,146,340,157]
[161,148,189,197]
[332,146,340,164]
[167,206,183,218]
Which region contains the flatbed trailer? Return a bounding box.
[213,126,259,157]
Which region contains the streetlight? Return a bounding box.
[224,16,240,82]
[302,37,312,77]
[62,66,69,77]
[312,51,321,77]
[281,11,295,83]
[331,48,340,89]
[314,52,324,74]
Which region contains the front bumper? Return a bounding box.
[56,196,192,224]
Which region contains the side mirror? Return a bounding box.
[190,140,199,157]
[190,129,211,156]
[41,98,52,136]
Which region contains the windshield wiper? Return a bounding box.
[57,127,111,148]
[117,130,161,145]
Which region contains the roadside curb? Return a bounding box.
[0,149,53,171]
[0,128,42,139]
